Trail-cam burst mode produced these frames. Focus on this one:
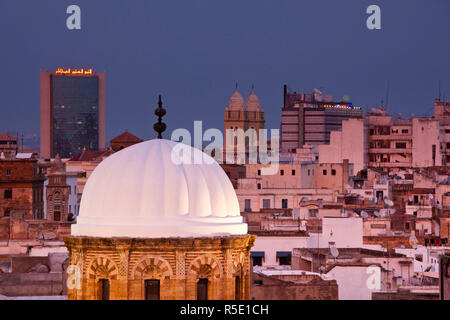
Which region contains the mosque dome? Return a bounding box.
[227,87,245,110]
[71,139,247,238]
[245,86,262,111]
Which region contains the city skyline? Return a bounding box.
[1,1,450,144]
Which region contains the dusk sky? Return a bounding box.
[1,0,449,144]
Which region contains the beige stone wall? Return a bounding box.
[64,235,255,300]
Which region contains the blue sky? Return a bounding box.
[0,0,449,144]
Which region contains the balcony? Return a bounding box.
[369,161,412,168]
[368,148,412,154]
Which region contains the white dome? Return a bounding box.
[71,139,247,238]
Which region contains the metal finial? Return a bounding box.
[154,95,167,139]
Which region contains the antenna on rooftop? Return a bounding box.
[385,80,390,109]
[438,80,441,100]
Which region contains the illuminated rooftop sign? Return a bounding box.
[55,68,93,76]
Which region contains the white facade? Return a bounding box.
[251,235,308,267]
[325,265,379,300]
[308,217,363,248]
[318,118,367,174]
[412,118,443,167]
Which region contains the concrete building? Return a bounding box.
[366,108,443,170]
[250,231,308,267]
[250,268,338,300]
[440,253,450,300]
[318,118,367,174]
[307,216,364,249]
[0,133,19,159]
[0,157,45,219]
[280,86,363,151]
[66,149,113,195]
[411,118,443,167]
[40,68,106,159]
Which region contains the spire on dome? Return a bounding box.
[50,154,65,173]
[246,84,261,111]
[228,84,244,111]
[154,95,167,139]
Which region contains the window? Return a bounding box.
[396,142,407,149]
[292,170,295,175]
[331,169,336,176]
[262,199,270,209]
[257,170,261,176]
[282,199,288,209]
[98,279,110,300]
[4,189,12,199]
[145,279,160,300]
[323,170,327,176]
[277,252,292,266]
[405,222,410,230]
[197,279,208,300]
[6,169,11,176]
[280,170,284,176]
[257,183,261,190]
[4,208,11,217]
[369,129,375,135]
[307,169,310,176]
[252,252,265,265]
[244,199,251,212]
[54,211,61,221]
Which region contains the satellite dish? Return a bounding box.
[429,194,434,200]
[390,208,396,214]
[384,199,394,207]
[361,211,369,218]
[409,235,418,249]
[437,203,443,210]
[330,246,339,258]
[345,184,352,190]
[374,211,381,217]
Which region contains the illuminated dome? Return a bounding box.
[245,87,262,111]
[71,139,247,238]
[227,87,244,110]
